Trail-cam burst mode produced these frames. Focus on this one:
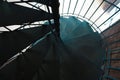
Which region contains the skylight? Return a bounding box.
[1,0,120,32]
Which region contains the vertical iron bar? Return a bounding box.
[103,48,111,80]
[62,0,65,15]
[51,0,60,37]
[78,0,86,16]
[92,0,117,25]
[83,0,95,18]
[72,0,79,15]
[107,49,112,80]
[67,0,71,14]
[46,6,54,34]
[88,0,104,20]
[97,10,120,28]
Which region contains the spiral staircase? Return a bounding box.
[0,0,120,80]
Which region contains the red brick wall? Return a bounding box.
[102,20,120,80]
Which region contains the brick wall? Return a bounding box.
[102,20,120,80]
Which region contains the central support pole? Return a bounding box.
[51,0,60,37]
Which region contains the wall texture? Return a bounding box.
[102,20,120,79]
